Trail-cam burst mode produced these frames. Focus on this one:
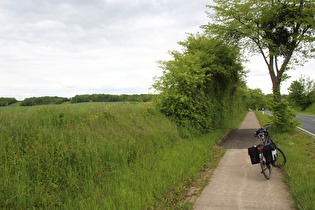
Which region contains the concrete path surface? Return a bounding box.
[194,112,294,210]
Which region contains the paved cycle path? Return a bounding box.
[194,112,294,210]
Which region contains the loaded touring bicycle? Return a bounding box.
[248,124,286,179]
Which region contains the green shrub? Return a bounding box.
[153,34,247,132]
[270,100,301,133]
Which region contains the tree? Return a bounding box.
[205,0,315,102]
[288,75,315,110]
[247,88,267,110]
[0,97,17,106]
[153,34,247,131]
[20,96,69,106]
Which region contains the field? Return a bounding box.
[255,111,315,210]
[0,102,247,209]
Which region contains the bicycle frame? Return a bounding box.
[256,124,273,145]
[253,124,274,179]
[250,124,287,179]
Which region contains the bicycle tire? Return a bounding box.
[273,147,286,168]
[260,153,272,179]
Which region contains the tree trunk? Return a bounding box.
[267,55,282,103]
[272,78,281,103]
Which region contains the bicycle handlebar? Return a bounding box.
[263,124,272,131]
[254,124,272,138]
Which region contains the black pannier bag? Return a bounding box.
[248,145,261,164]
[263,143,277,164]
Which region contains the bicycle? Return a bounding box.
[248,124,286,179]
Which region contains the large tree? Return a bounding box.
[205,0,315,102]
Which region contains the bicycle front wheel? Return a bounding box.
[260,153,272,179]
[273,147,286,168]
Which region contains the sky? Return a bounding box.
[1,0,314,100]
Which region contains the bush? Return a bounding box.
[153,34,247,132]
[270,100,301,133]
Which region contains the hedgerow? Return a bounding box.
[153,34,248,132]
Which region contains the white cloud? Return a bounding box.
[1,0,212,100]
[1,0,313,100]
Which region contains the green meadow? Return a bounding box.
[1,102,246,209]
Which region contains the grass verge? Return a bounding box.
[299,102,315,116]
[0,103,247,209]
[254,111,315,210]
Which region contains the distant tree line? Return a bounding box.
[0,97,18,106]
[21,96,70,106]
[246,75,315,112]
[70,94,153,103]
[0,94,154,107]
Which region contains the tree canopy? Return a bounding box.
[247,88,267,110]
[288,75,315,110]
[205,0,315,102]
[21,96,70,106]
[70,94,153,103]
[0,97,17,106]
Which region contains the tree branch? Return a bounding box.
[280,41,296,74]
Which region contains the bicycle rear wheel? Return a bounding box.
[273,147,286,168]
[260,153,272,179]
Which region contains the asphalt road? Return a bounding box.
[296,114,315,135]
[263,111,315,136]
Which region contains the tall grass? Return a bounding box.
[255,111,315,210]
[0,103,246,209]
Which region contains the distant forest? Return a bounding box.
[0,97,18,106]
[70,94,153,103]
[0,94,153,107]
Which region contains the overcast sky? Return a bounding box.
[1,0,314,100]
